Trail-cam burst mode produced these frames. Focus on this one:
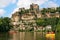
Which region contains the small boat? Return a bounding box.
[46,32,55,40]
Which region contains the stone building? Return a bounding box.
[30,3,39,13]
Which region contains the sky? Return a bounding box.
[0,0,60,17]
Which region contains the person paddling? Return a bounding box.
[46,31,55,40]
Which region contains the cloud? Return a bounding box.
[12,0,17,4]
[0,9,6,16]
[0,0,16,8]
[42,1,59,8]
[17,0,48,9]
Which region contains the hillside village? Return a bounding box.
[11,3,60,31]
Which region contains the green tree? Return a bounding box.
[45,18,59,31]
[41,8,47,14]
[56,7,60,13]
[25,9,29,13]
[0,17,12,32]
[36,18,46,26]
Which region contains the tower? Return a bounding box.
[30,3,39,13]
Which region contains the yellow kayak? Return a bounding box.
[46,33,55,38]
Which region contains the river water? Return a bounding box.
[0,32,46,40]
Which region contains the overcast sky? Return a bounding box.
[0,0,60,17]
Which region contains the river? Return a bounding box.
[0,32,46,40]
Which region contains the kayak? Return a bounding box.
[46,33,55,39]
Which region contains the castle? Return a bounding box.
[11,3,60,31]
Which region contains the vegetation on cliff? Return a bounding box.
[36,17,59,31]
[41,7,60,14]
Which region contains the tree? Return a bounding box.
[36,18,59,30]
[50,8,56,13]
[0,17,12,32]
[36,18,46,26]
[45,18,59,31]
[56,7,60,13]
[41,8,47,15]
[25,9,29,13]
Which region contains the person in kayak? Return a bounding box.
[46,31,55,40]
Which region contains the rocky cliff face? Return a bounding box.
[11,3,60,31]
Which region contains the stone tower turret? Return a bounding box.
[30,3,39,13]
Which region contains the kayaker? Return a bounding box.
[46,31,55,40]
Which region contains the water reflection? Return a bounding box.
[0,32,45,40]
[25,32,34,40]
[0,33,9,40]
[20,32,25,40]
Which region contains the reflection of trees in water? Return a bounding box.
[0,33,10,40]
[36,32,45,40]
[25,32,34,40]
[20,32,45,40]
[0,32,46,40]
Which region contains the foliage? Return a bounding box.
[36,18,59,28]
[41,7,60,14]
[19,9,29,14]
[19,10,25,14]
[41,8,47,14]
[36,18,46,26]
[56,7,60,13]
[0,17,12,32]
[56,18,60,30]
[25,9,29,13]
